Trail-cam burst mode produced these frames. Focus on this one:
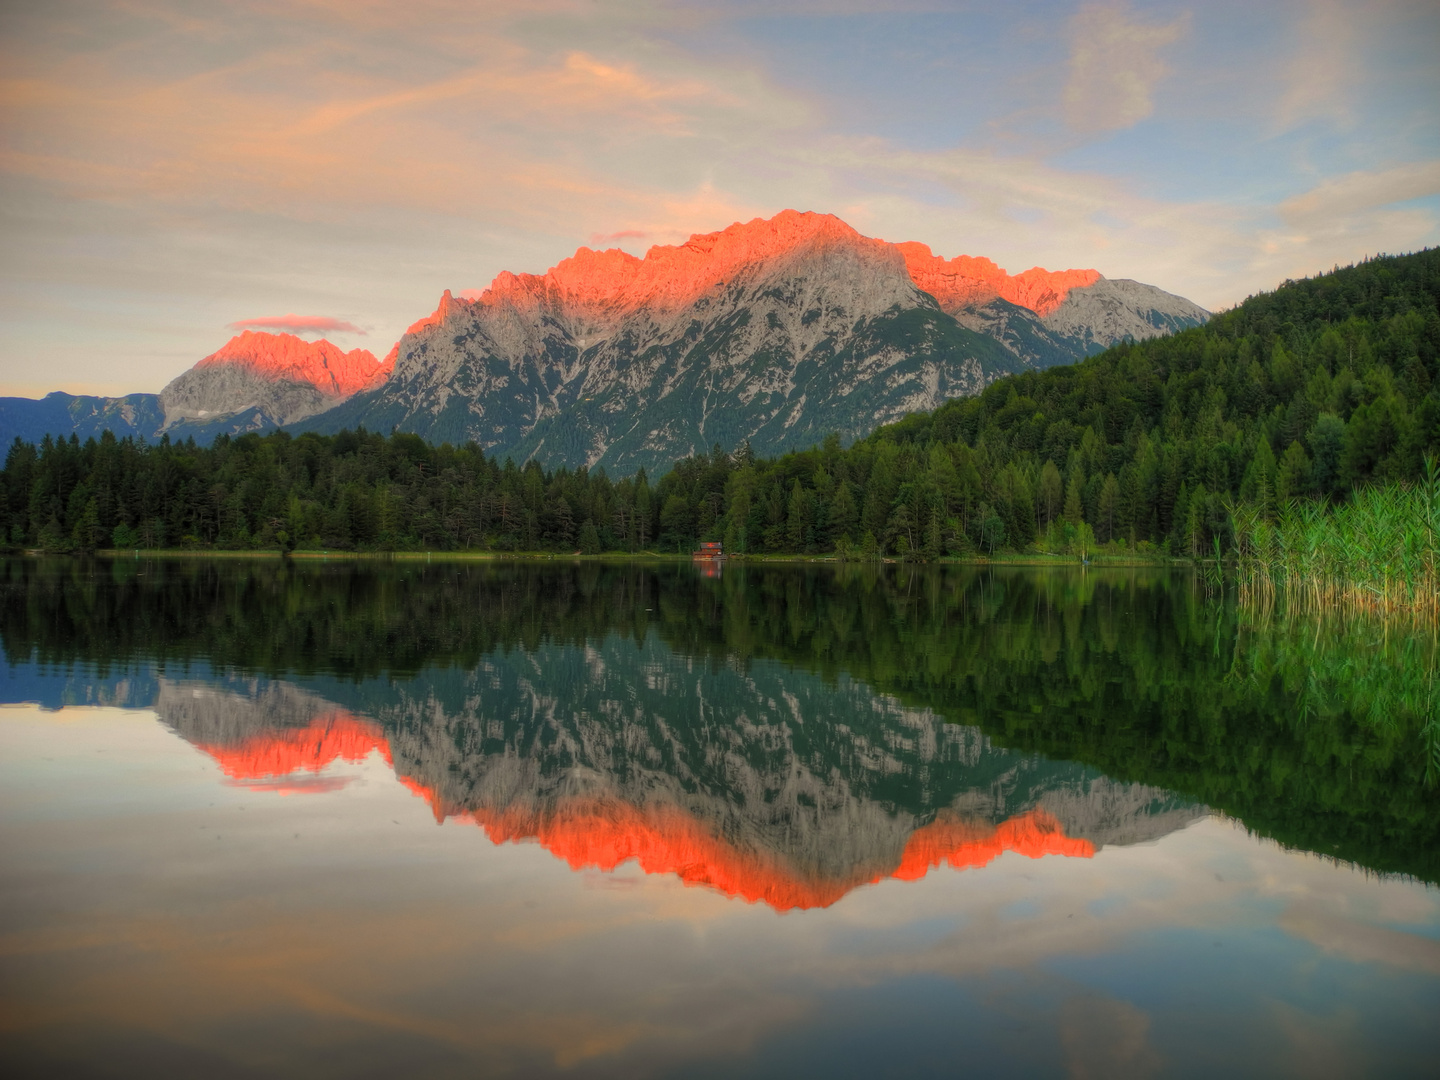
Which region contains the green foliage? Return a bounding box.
[626,248,1439,559]
[0,428,699,555]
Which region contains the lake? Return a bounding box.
[1,557,1437,1078]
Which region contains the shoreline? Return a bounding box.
[8,547,1194,569]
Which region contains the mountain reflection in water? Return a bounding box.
[2,557,1433,886]
[173,684,1104,912]
[2,557,1439,1078]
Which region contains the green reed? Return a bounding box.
[1231,459,1440,621]
[1231,605,1440,787]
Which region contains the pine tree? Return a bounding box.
[1063,469,1085,527]
[1097,473,1120,544]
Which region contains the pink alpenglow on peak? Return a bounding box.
[424,212,1102,331]
[897,243,1103,317]
[191,208,1207,474]
[197,331,388,396]
[456,210,895,320]
[896,243,1102,318]
[401,290,466,338]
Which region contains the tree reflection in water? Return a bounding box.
[1,557,1435,890]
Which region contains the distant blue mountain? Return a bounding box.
[0,392,165,448]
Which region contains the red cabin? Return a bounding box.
[693,541,723,561]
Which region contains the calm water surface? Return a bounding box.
[1,558,1437,1078]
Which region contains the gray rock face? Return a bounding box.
[304,214,1029,474]
[0,215,1209,462]
[0,332,387,447]
[158,331,387,432]
[155,678,344,748]
[160,365,334,431]
[373,653,981,892]
[304,215,1208,473]
[1042,277,1211,353]
[950,297,1088,368]
[1039,781,1207,847]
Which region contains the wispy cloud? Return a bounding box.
[228,315,365,335]
[590,230,649,244]
[1279,161,1440,224]
[1061,996,1163,1080]
[1063,2,1188,134]
[1276,0,1361,130]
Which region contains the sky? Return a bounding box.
[0,0,1437,398]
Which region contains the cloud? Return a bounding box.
[1279,900,1440,975]
[801,133,1438,311]
[0,3,760,226]
[1276,0,1360,130]
[1063,3,1188,134]
[590,230,649,243]
[1061,995,1163,1080]
[1251,162,1440,293]
[808,140,1247,299]
[228,315,365,335]
[1279,161,1440,224]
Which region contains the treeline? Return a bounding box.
[0,426,685,554]
[2,249,1437,556]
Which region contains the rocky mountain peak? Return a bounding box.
[0,210,1210,460]
[457,215,1106,328]
[296,209,1207,473]
[159,330,390,433]
[463,210,898,324]
[403,291,465,338]
[195,331,384,396]
[896,242,1103,317]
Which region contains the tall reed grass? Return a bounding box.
[1231,460,1440,620]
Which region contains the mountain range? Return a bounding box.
[2,210,1208,475]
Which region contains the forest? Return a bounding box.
[2,248,1437,558]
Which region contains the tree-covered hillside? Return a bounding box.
[2,250,1435,556]
[700,248,1437,558]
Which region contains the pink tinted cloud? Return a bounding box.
[590,229,648,243]
[228,314,365,335]
[225,776,355,795]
